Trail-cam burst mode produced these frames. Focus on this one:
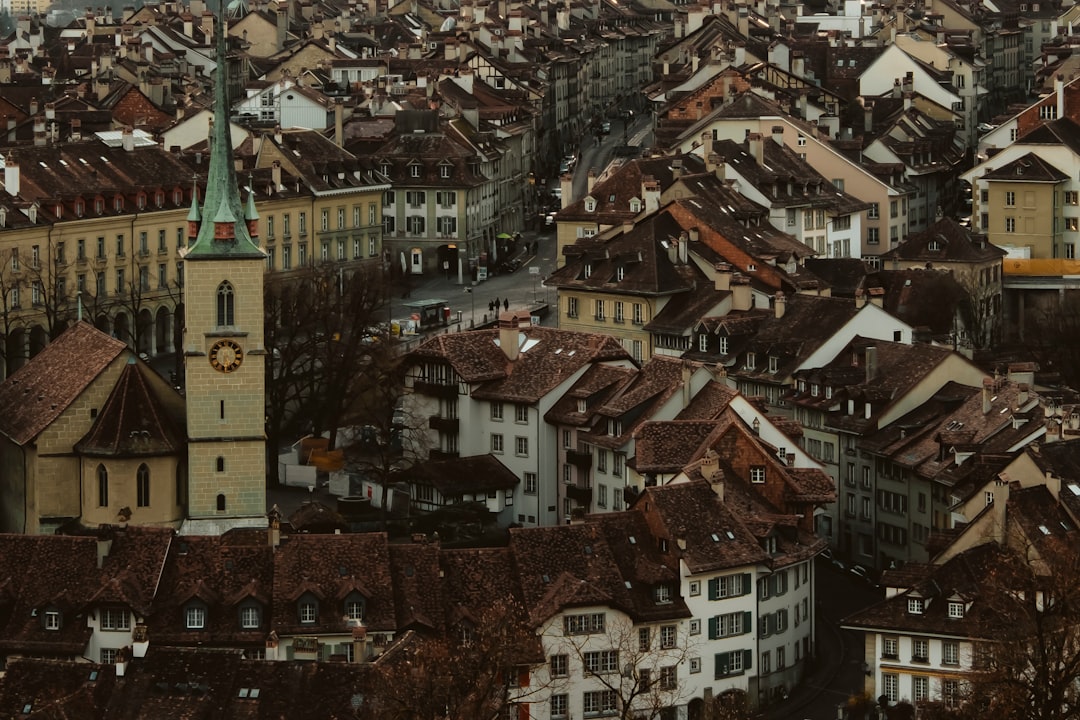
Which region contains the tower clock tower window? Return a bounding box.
[216,281,235,327]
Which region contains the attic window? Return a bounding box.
[584,263,592,279]
[947,601,964,619]
[768,356,778,374]
[114,195,124,212]
[584,197,596,212]
[440,165,452,178]
[380,163,390,176]
[630,199,641,212]
[616,267,625,281]
[929,240,940,251]
[577,399,587,413]
[826,386,833,399]
[174,189,183,204]
[908,598,924,615]
[811,384,819,397]
[410,164,421,178]
[74,200,83,217]
[750,466,765,484]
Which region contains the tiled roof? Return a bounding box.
[0,658,115,720]
[399,454,519,495]
[673,381,739,420]
[273,533,396,634]
[0,322,127,446]
[544,364,636,427]
[408,325,632,403]
[639,481,769,573]
[634,419,724,474]
[388,542,444,632]
[980,151,1070,182]
[74,360,185,457]
[879,217,1005,264]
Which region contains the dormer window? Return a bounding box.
[43,608,61,631]
[113,195,124,212]
[298,593,319,624]
[440,164,452,178]
[768,356,778,374]
[929,240,940,251]
[136,193,146,210]
[584,263,592,278]
[173,188,183,205]
[239,602,262,629]
[54,203,62,219]
[95,198,104,214]
[74,199,84,217]
[344,592,366,621]
[654,584,673,604]
[908,598,924,615]
[155,191,165,207]
[607,419,622,436]
[750,466,765,484]
[584,197,596,212]
[811,384,819,397]
[616,267,625,281]
[745,352,756,370]
[826,386,833,399]
[947,601,964,619]
[185,601,207,629]
[380,163,391,176]
[630,198,641,212]
[409,163,421,178]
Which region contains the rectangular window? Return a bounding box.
[660,624,676,649]
[551,694,568,718]
[515,404,529,423]
[595,299,605,320]
[321,209,330,231]
[614,301,624,322]
[715,650,745,678]
[524,472,537,495]
[1006,217,1016,233]
[582,690,617,715]
[564,612,605,635]
[943,640,960,665]
[913,638,929,662]
[491,402,503,421]
[337,208,346,229]
[750,466,765,484]
[583,650,619,674]
[550,654,568,677]
[613,453,624,478]
[567,296,578,318]
[491,434,503,453]
[882,673,898,703]
[633,303,642,324]
[515,436,528,457]
[883,636,898,659]
[100,608,130,631]
[186,606,206,629]
[913,675,929,702]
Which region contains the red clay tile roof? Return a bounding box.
[399,454,519,495]
[0,322,127,446]
[634,420,724,474]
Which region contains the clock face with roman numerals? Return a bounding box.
[209,339,243,373]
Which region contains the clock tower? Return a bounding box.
[180,9,267,526]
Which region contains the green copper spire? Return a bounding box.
[184,3,263,259]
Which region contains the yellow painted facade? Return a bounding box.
[559,288,652,362]
[978,179,1061,260]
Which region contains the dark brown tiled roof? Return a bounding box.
[272,534,396,635]
[74,360,185,457]
[635,420,725,474]
[388,542,444,632]
[674,381,738,420]
[510,523,637,625]
[880,217,1006,264]
[980,151,1070,183]
[399,454,519,495]
[148,534,274,648]
[639,481,769,574]
[0,322,127,445]
[409,325,632,403]
[545,364,636,427]
[0,659,115,720]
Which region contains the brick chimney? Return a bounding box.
[731,276,752,311]
[774,291,786,319]
[498,311,527,361]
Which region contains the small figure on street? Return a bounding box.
[503,298,509,311]
[488,301,494,313]
[494,296,500,310]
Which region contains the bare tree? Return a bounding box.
[371,598,545,720]
[955,267,1000,349]
[546,613,696,720]
[263,261,393,485]
[0,260,25,376]
[945,537,1080,720]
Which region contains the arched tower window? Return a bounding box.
[136,464,150,507]
[216,281,235,327]
[217,493,226,512]
[97,464,109,507]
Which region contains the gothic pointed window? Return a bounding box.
[216,281,234,327]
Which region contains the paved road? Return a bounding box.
[387,226,560,331]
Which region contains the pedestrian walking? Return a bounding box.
[488,300,494,313]
[495,297,500,310]
[503,298,509,311]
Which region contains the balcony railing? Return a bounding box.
[566,448,592,468]
[428,415,459,433]
[566,484,593,505]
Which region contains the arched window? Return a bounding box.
[97,464,108,507]
[216,281,235,327]
[216,456,225,472]
[216,493,226,512]
[136,463,150,507]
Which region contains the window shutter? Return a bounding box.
[518,702,530,720]
[518,668,530,688]
[742,611,753,635]
[708,577,720,601]
[708,616,719,640]
[744,649,753,669]
[715,653,726,678]
[741,573,752,595]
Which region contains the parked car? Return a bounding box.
[849,564,877,586]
